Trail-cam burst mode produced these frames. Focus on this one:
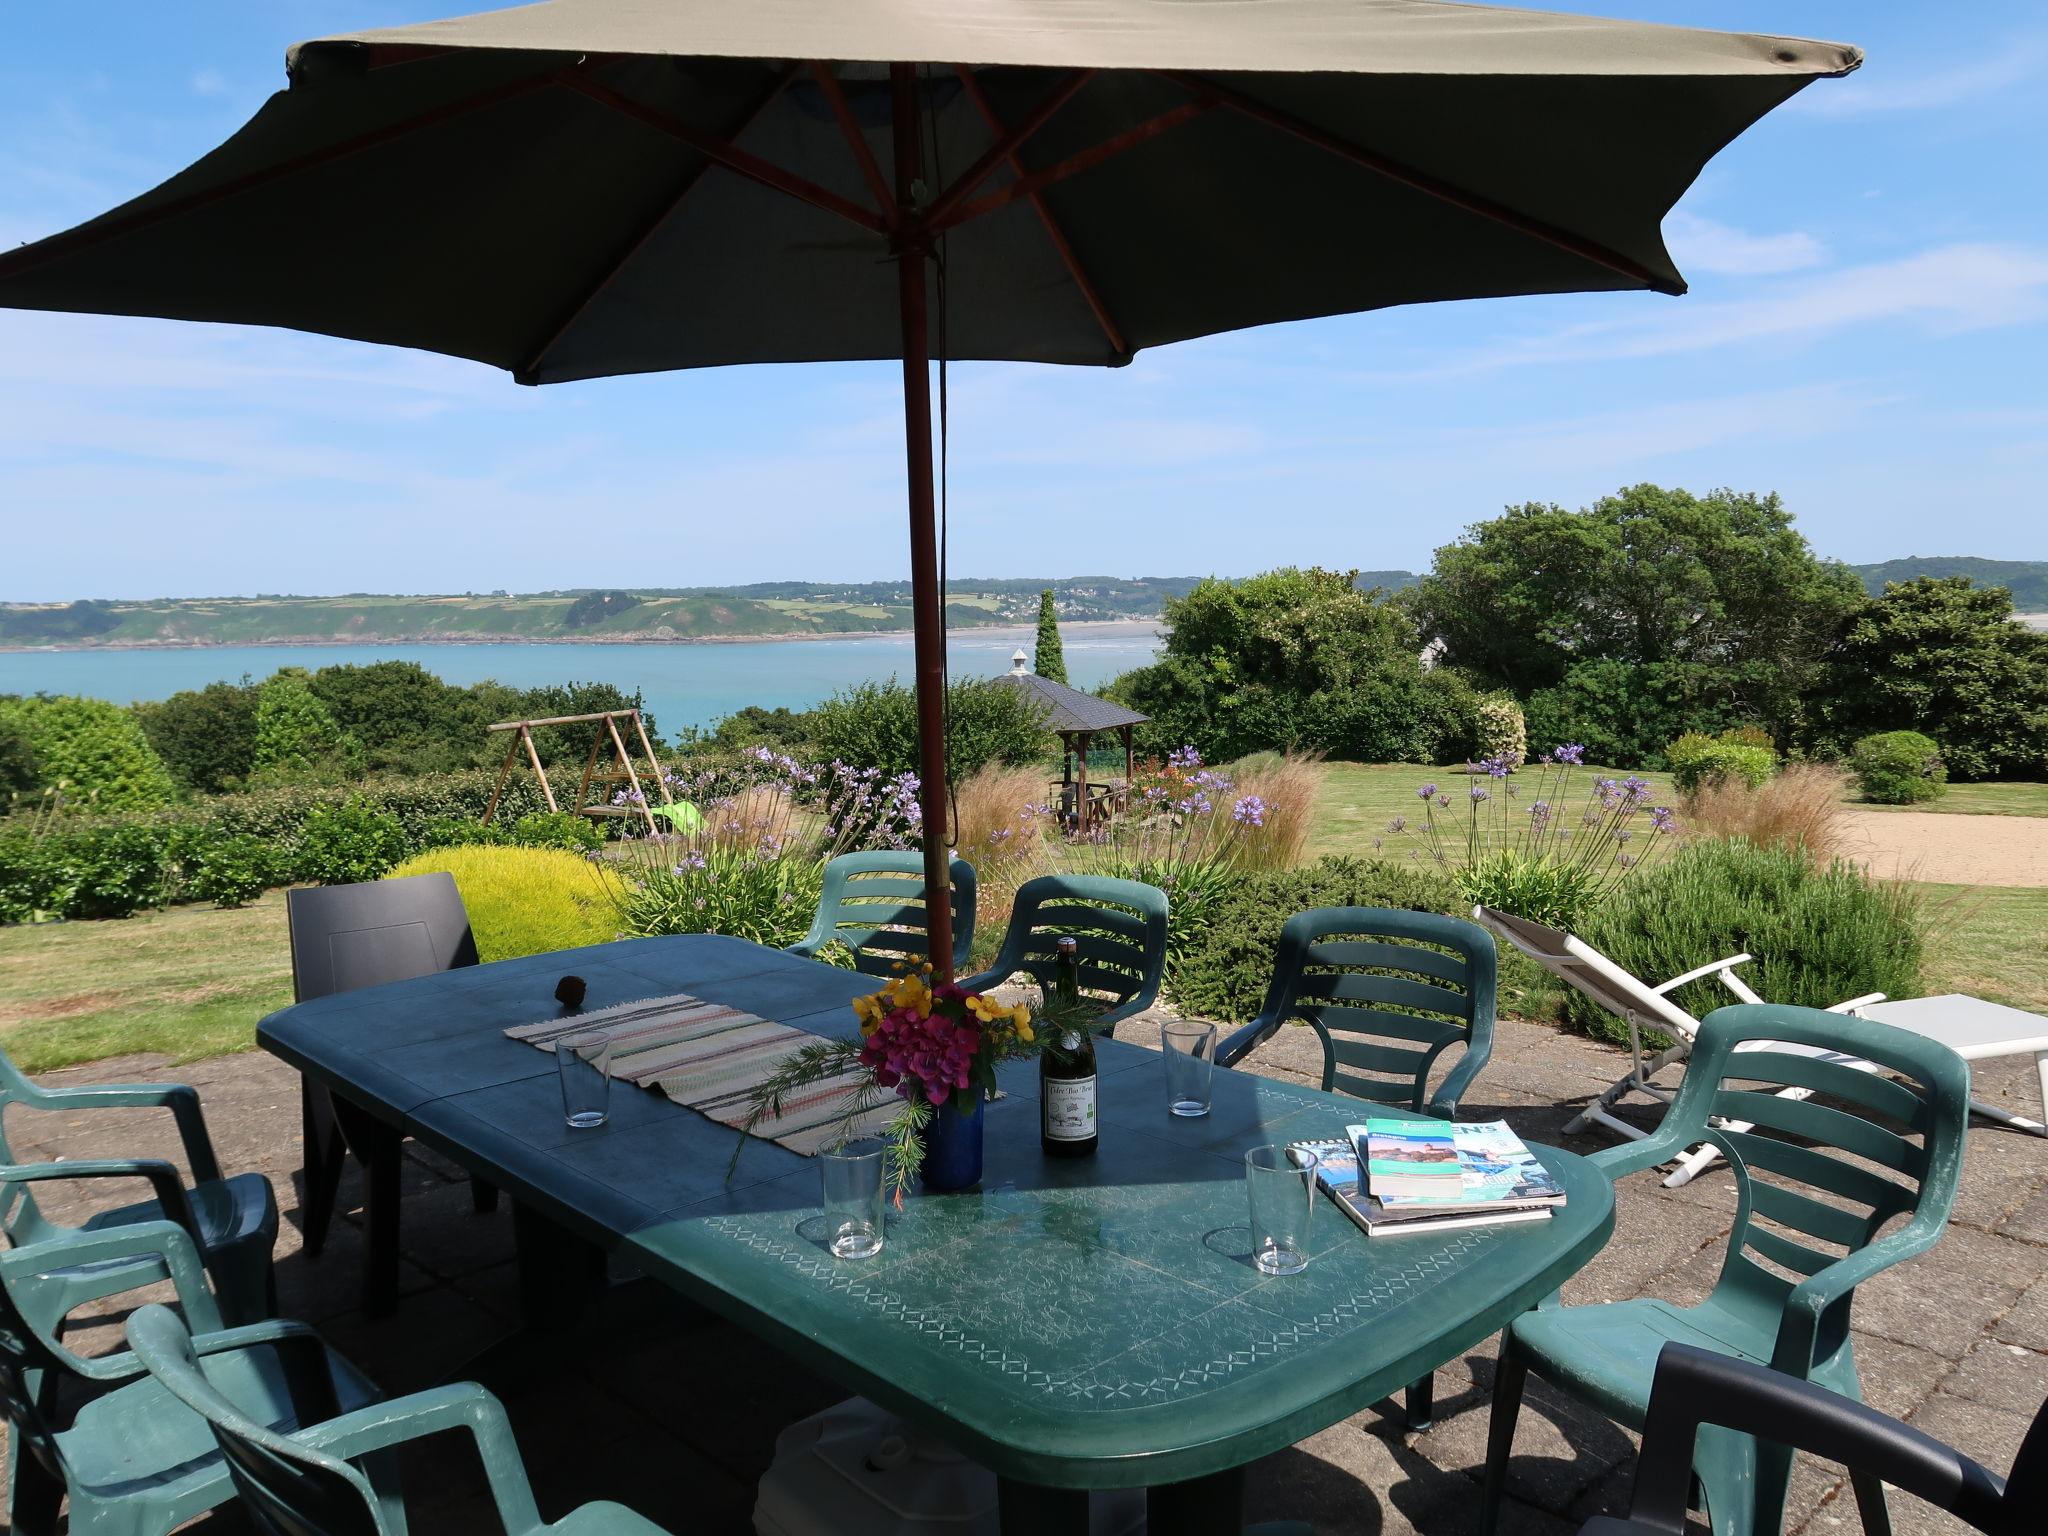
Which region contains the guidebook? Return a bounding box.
[1361,1120,1568,1212]
[1294,1122,1564,1245]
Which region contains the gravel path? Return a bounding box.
[1842,808,2048,886]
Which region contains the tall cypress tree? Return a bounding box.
[1033,588,1069,684]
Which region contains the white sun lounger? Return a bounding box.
[1473,905,1890,1188]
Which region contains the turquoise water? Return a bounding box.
[0,622,1161,733]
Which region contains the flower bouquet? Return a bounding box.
[738,962,1091,1202]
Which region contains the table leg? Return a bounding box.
[299,1080,347,1257]
[329,1095,402,1317]
[1148,1468,1246,1535]
[996,1478,1088,1534]
[513,1200,607,1330]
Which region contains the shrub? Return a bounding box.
[1472,693,1527,770]
[45,822,176,919]
[1680,762,1847,861]
[180,830,279,909]
[0,695,175,810]
[1458,850,1607,933]
[510,811,605,852]
[0,827,71,923]
[295,799,409,885]
[609,845,824,949]
[807,678,1048,784]
[1850,731,1946,805]
[134,681,259,795]
[250,670,364,786]
[1574,838,1924,1048]
[1666,731,1779,794]
[1165,856,1461,1024]
[389,845,618,961]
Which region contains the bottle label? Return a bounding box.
[1043,1075,1097,1141]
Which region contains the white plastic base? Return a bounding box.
[753,1398,1146,1536]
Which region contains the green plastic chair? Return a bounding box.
[1216,906,1498,1114]
[0,1044,277,1329]
[1481,1002,1971,1536]
[1215,905,1497,1430]
[0,1220,381,1536]
[958,874,1169,1033]
[786,851,977,977]
[126,1301,677,1536]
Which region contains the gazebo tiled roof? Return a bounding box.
[991,668,1147,734]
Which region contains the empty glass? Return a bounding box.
[820,1138,887,1259]
[556,1029,612,1130]
[1245,1143,1317,1276]
[1162,1020,1218,1117]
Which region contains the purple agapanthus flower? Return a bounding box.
[1469,785,1490,802]
[1232,794,1268,827]
[1548,744,1587,766]
[1649,806,1677,833]
[1418,783,1438,800]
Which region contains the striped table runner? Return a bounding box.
[506,993,894,1155]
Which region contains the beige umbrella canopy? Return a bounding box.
[0,0,1860,972]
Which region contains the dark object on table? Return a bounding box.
[555,975,588,1010]
[1578,1341,2041,1536]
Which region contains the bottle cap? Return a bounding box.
[1056,935,1078,957]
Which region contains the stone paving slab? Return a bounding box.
[2,1004,2042,1536]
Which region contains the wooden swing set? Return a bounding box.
[480,709,673,836]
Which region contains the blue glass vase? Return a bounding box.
[919,1091,985,1192]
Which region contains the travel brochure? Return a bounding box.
[1290,1120,1566,1239]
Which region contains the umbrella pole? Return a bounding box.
[893,64,955,982]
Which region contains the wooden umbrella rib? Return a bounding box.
[519,64,799,383]
[0,69,561,281]
[1155,70,1685,296]
[920,69,1094,231]
[953,66,1127,359]
[808,62,897,223]
[929,96,1214,234]
[561,74,886,234]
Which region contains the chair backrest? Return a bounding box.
[994,875,1168,1028]
[1475,905,1702,1041]
[803,852,977,976]
[1263,907,1497,1110]
[1670,1004,1970,1363]
[286,873,477,1003]
[126,1304,386,1536]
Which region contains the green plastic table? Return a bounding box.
[260,935,1614,1533]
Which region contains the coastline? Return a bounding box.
[0,617,1163,656]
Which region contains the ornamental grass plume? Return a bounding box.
[951,762,1053,898]
[1679,761,1848,863]
[1223,751,1325,872]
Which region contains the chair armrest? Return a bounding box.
[1216,1013,1281,1069]
[1651,954,1752,996]
[294,1382,542,1533]
[1772,1217,1947,1377]
[0,1158,200,1242]
[1428,1030,1495,1117]
[1627,1343,2005,1536]
[1585,1133,1690,1182]
[189,1318,345,1426]
[13,1082,224,1184]
[1828,993,1887,1015]
[0,1219,223,1382]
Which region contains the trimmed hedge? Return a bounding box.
[1666,731,1779,795]
[1850,731,1946,805]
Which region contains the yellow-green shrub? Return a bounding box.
[387,846,618,962]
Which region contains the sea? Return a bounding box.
[0,621,1162,734]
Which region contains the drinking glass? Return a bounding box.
[820,1138,887,1260]
[1161,1020,1218,1117]
[1245,1143,1317,1276]
[556,1029,612,1130]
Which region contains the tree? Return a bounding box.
[0,694,175,810]
[1105,567,1465,763]
[1817,577,2048,781]
[1410,485,1865,763]
[134,680,260,793]
[251,670,364,785]
[1033,588,1069,684]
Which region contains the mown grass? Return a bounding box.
[0,893,292,1072]
[1919,883,2048,1012]
[1855,780,2048,817]
[1312,761,1682,863]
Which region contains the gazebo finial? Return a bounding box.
[1011,647,1030,675]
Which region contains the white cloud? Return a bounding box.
[1664,212,1825,277]
[1789,38,2047,118]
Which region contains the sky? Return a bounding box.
[1,2,2044,601]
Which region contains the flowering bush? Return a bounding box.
[1386,745,1677,930]
[740,961,1085,1199]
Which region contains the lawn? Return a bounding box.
[1919,884,2048,1013]
[1855,780,2048,817]
[1312,760,1681,862]
[0,893,292,1072]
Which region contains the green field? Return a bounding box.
[1312,761,1681,861]
[1856,781,2048,817]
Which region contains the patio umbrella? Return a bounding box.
[0,0,1860,975]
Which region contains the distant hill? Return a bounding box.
[1850,557,2048,609]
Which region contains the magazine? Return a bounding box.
[1288,1136,1555,1240]
[1357,1120,1567,1213]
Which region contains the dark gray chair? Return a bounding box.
[285,874,487,1315]
[1582,1342,2042,1536]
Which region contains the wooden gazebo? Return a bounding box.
[991,651,1148,834]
